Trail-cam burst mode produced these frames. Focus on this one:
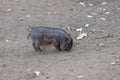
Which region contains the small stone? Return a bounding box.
[78,75,84,79]
[79,2,85,7]
[47,12,51,15]
[70,7,76,11]
[101,2,107,5]
[77,33,87,40]
[99,8,106,11]
[7,9,12,12]
[85,24,89,27]
[98,43,105,47]
[34,71,40,76]
[117,8,120,10]
[103,8,106,11]
[112,40,117,43]
[111,62,116,65]
[54,12,57,14]
[105,12,110,14]
[76,28,82,32]
[89,3,93,6]
[26,15,30,18]
[5,39,10,42]
[87,15,93,18]
[99,18,106,21]
[20,18,24,21]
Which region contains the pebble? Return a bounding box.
[5,39,10,42]
[20,18,24,21]
[85,24,89,27]
[7,9,12,12]
[105,12,110,14]
[98,43,105,47]
[76,28,82,32]
[101,2,107,5]
[99,18,106,21]
[89,3,93,6]
[111,62,116,65]
[34,71,40,76]
[78,75,84,79]
[79,2,85,7]
[26,15,30,18]
[87,15,93,18]
[77,33,87,40]
[112,40,117,43]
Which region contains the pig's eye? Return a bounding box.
[65,38,69,41]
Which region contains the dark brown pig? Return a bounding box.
[27,26,73,53]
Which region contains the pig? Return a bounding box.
[27,26,73,53]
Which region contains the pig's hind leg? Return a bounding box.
[33,40,44,53]
[32,40,39,51]
[33,42,38,51]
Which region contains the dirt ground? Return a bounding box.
[0,0,120,80]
